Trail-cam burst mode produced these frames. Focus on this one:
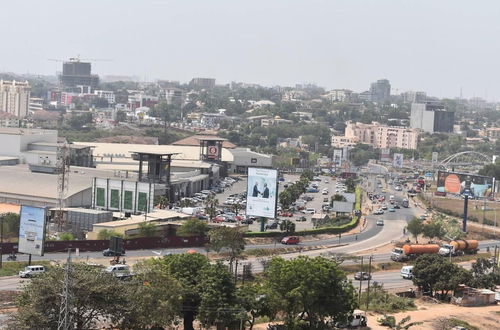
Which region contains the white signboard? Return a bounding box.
[432,152,439,163]
[380,148,391,162]
[333,149,343,166]
[18,205,46,256]
[393,153,404,168]
[246,168,278,218]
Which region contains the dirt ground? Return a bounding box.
[367,300,500,329]
[253,301,500,330]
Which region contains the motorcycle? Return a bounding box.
[7,254,17,261]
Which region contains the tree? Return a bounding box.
[264,256,357,328]
[97,229,124,240]
[208,227,245,272]
[231,202,243,215]
[204,195,219,221]
[9,263,127,329]
[66,112,93,130]
[197,262,239,328]
[177,218,209,237]
[154,195,169,209]
[1,213,20,237]
[237,283,276,330]
[58,232,74,241]
[378,315,422,329]
[159,253,210,330]
[412,254,470,298]
[279,219,296,235]
[406,217,424,243]
[422,221,445,241]
[331,194,347,204]
[138,221,157,237]
[279,190,293,210]
[121,260,183,329]
[115,110,127,123]
[470,257,500,289]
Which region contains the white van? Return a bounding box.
[105,264,132,278]
[400,265,414,279]
[19,265,45,278]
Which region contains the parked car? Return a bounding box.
[296,216,307,222]
[265,221,278,230]
[376,219,384,226]
[103,248,126,257]
[388,208,395,212]
[393,204,401,209]
[19,265,45,278]
[105,264,132,279]
[302,208,316,214]
[281,236,300,245]
[354,272,372,281]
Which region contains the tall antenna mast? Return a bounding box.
[56,142,70,231]
[58,250,73,330]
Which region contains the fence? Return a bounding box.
[0,235,206,255]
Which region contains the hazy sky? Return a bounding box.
[1,0,500,100]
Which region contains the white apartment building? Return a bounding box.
[0,80,31,118]
[94,90,116,104]
[331,135,358,148]
[344,121,419,150]
[324,89,352,102]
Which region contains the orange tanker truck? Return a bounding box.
[391,244,440,262]
[439,240,479,257]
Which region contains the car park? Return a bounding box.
[354,271,372,280]
[376,219,384,226]
[19,265,45,278]
[281,236,300,245]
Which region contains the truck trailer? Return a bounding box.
[391,244,440,261]
[439,240,479,257]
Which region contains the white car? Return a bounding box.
[302,208,316,214]
[19,265,45,278]
[376,219,384,226]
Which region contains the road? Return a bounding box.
[1,166,499,292]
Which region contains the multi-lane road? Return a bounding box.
[1,166,499,292]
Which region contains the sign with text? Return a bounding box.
[18,206,46,256]
[246,168,278,218]
[393,153,403,168]
[380,148,391,162]
[436,171,494,198]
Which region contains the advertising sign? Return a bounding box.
[207,145,219,159]
[380,148,391,162]
[393,153,403,168]
[246,167,278,218]
[18,205,46,256]
[432,152,439,163]
[333,149,343,166]
[436,171,494,198]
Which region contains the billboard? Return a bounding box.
[380,148,391,162]
[436,171,494,198]
[432,152,439,163]
[333,149,343,166]
[18,205,46,256]
[207,145,219,159]
[393,153,403,168]
[246,167,278,218]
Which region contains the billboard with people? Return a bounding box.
[18,205,46,256]
[246,167,278,218]
[436,171,494,198]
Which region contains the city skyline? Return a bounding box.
[1,0,500,101]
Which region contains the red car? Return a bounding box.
[213,215,226,223]
[281,236,300,245]
[279,211,293,217]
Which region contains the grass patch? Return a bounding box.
[0,261,52,277]
[360,284,417,313]
[434,317,479,330]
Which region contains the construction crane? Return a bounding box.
[55,142,71,231]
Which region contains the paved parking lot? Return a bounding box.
[213,174,345,232]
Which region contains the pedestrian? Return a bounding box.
[355,235,358,241]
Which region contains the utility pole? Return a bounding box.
[0,213,3,269]
[58,250,73,330]
[365,255,373,311]
[358,256,364,304]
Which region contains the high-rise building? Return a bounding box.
[402,91,426,103]
[59,58,99,91]
[164,87,184,107]
[189,77,216,89]
[369,79,391,102]
[0,80,31,118]
[410,102,454,133]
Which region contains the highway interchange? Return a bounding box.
[1,163,499,292]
